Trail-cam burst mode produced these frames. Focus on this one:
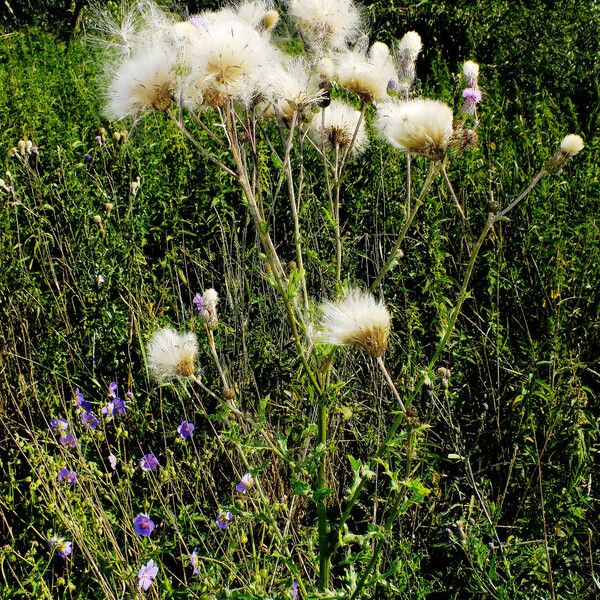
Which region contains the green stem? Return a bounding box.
[317,398,330,590]
[370,162,441,291]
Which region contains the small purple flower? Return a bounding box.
[84,153,92,161]
[126,391,133,398]
[138,559,158,591]
[80,411,100,430]
[216,511,233,530]
[50,418,69,433]
[190,548,200,574]
[49,537,72,558]
[291,581,299,599]
[57,468,77,485]
[462,87,482,103]
[236,473,254,493]
[95,135,102,143]
[140,453,159,471]
[75,388,92,412]
[108,382,118,397]
[59,433,78,448]
[31,146,38,154]
[192,292,204,313]
[108,453,118,470]
[101,401,115,417]
[133,514,155,537]
[177,420,195,439]
[112,397,126,415]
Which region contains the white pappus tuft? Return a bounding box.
[147,328,199,380]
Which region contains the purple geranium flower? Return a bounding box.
[108,453,118,470]
[109,382,118,397]
[57,468,77,485]
[80,411,100,430]
[138,559,158,591]
[236,473,254,493]
[101,401,115,417]
[49,537,72,558]
[216,511,233,530]
[192,292,204,313]
[291,581,299,599]
[140,453,159,471]
[75,388,92,412]
[133,514,155,537]
[177,420,195,439]
[126,391,133,398]
[112,397,126,415]
[190,548,200,575]
[84,153,92,161]
[59,433,77,448]
[50,418,69,433]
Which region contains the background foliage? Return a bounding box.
[0,1,598,598]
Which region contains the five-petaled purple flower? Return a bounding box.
[291,581,299,599]
[75,389,92,412]
[140,453,159,471]
[113,397,126,414]
[80,411,100,430]
[236,473,254,493]
[138,559,158,591]
[190,548,200,574]
[216,511,233,530]
[109,382,118,397]
[57,468,77,485]
[177,420,195,439]
[50,418,69,433]
[101,402,115,417]
[133,514,155,537]
[59,433,78,448]
[49,537,72,558]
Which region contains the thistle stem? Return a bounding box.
[317,398,330,591]
[370,162,441,291]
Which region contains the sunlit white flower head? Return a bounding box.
[560,134,584,156]
[318,288,391,357]
[187,19,275,107]
[395,31,423,92]
[259,55,324,122]
[462,60,479,87]
[286,0,363,51]
[147,328,198,380]
[194,1,279,34]
[375,98,454,159]
[335,41,396,102]
[309,99,368,154]
[105,42,179,119]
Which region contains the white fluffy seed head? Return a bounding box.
[462,60,479,86]
[147,328,198,380]
[286,0,363,51]
[398,31,422,58]
[188,19,275,107]
[335,41,396,102]
[375,98,454,159]
[395,31,423,90]
[560,134,584,156]
[318,288,391,357]
[309,99,368,154]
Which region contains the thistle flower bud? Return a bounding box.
[560,134,584,156]
[113,131,122,142]
[17,140,26,155]
[25,140,33,154]
[104,202,114,214]
[93,215,103,226]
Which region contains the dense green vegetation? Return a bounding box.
[0,2,598,598]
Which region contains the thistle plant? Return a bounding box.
[1,1,589,598]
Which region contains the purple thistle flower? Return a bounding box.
[190,548,200,574]
[291,581,299,599]
[462,87,482,103]
[95,135,102,143]
[140,453,159,471]
[75,388,92,412]
[49,537,72,558]
[216,511,232,530]
[177,420,195,439]
[57,468,77,485]
[236,473,254,493]
[101,401,115,417]
[108,453,118,470]
[192,292,204,313]
[138,559,158,591]
[133,514,155,537]
[84,153,92,161]
[50,418,69,433]
[108,382,118,397]
[80,411,100,430]
[31,146,38,154]
[59,433,78,448]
